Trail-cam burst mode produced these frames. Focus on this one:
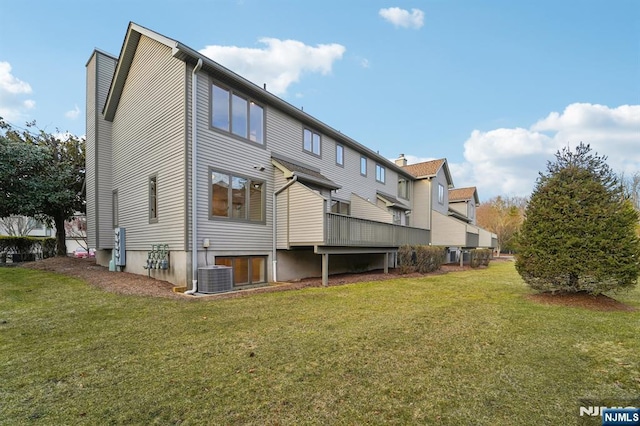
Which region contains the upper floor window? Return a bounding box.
[375,164,386,184]
[336,144,344,166]
[469,202,475,219]
[211,82,264,145]
[438,183,445,204]
[211,169,265,222]
[398,178,409,200]
[303,128,321,156]
[149,174,158,223]
[360,157,367,176]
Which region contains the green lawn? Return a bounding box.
[1,262,638,425]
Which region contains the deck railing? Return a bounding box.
[324,213,430,247]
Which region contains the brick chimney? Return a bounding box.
[395,153,407,167]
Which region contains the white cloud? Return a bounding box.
[379,7,425,29]
[65,104,80,120]
[199,38,346,96]
[0,61,35,122]
[449,103,640,200]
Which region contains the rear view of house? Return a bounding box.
[86,22,495,292]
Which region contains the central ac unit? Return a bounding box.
[198,265,233,294]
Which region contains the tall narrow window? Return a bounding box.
[249,102,264,144]
[211,171,230,217]
[398,178,409,200]
[438,183,445,204]
[360,157,367,176]
[231,176,247,219]
[211,83,230,131]
[232,94,248,138]
[303,128,321,156]
[149,175,158,222]
[112,190,119,228]
[336,144,344,166]
[375,164,386,184]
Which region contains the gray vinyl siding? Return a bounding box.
[478,228,493,247]
[432,167,449,215]
[86,50,116,249]
[111,35,186,250]
[192,71,273,253]
[85,54,96,248]
[266,108,401,221]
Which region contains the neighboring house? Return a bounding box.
[0,216,53,238]
[0,214,88,254]
[401,159,497,261]
[86,22,494,291]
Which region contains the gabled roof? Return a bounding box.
[402,158,454,187]
[376,191,410,210]
[449,187,479,204]
[271,153,341,190]
[101,22,415,180]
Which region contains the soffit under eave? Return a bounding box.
[271,158,341,191]
[376,193,410,211]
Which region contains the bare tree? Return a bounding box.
[64,214,88,250]
[0,216,39,236]
[476,196,527,256]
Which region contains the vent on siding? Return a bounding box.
[197,266,233,294]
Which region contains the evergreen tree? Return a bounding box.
[516,143,640,294]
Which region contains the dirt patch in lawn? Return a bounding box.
[526,292,637,312]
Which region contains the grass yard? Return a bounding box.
[1,261,639,425]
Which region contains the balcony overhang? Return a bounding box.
[272,154,341,190]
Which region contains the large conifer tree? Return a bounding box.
[516,143,640,294]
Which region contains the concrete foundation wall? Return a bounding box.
[276,249,387,282]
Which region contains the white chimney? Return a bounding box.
[395,153,407,167]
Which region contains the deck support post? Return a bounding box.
[384,252,389,274]
[322,253,329,287]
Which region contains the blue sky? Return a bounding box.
[1,0,638,200]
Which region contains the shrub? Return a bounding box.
[398,245,415,274]
[470,248,492,268]
[415,246,446,273]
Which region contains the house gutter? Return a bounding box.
[272,174,298,283]
[185,58,203,295]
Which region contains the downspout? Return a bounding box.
[186,58,203,295]
[272,174,298,283]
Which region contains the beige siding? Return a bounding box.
[432,210,466,246]
[350,193,393,223]
[287,182,325,245]
[410,180,431,230]
[86,50,116,250]
[478,228,496,248]
[449,202,467,218]
[275,172,289,249]
[111,36,186,250]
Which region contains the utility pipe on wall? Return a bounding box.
[186,58,203,296]
[272,174,298,283]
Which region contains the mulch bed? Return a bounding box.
[16,256,638,311]
[526,292,637,312]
